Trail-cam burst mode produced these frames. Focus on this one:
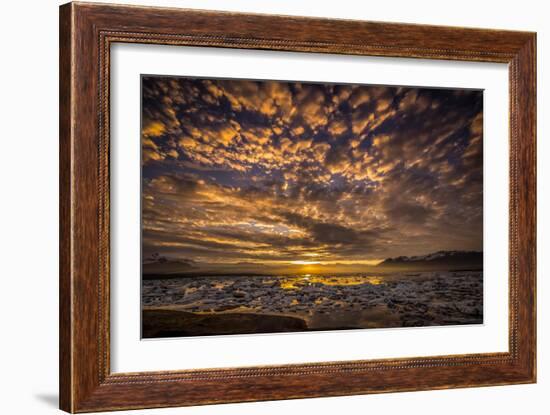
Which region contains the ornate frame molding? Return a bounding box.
[60,2,536,412]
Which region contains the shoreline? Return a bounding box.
[142,268,483,280]
[142,271,483,337]
[142,308,308,338]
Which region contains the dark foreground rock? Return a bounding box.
[142,309,307,338]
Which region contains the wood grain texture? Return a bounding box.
[59,3,73,411]
[59,2,536,412]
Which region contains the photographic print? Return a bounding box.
[141,76,483,338]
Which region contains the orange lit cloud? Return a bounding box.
[141,77,483,265]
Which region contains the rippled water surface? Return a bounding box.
[142,271,483,334]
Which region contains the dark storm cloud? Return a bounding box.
[278,211,383,247]
[141,76,483,263]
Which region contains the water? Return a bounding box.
[142,271,483,336]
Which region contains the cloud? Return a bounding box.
[142,121,166,138]
[141,77,483,263]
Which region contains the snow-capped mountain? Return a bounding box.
[379,250,483,270]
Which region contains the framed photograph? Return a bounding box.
[139,76,486,338]
[59,2,536,412]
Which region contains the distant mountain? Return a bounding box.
[378,250,483,271]
[142,254,196,276]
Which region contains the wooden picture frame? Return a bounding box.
[59,2,536,412]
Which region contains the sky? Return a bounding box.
[141,76,483,268]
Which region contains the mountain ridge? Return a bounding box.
[378,250,483,270]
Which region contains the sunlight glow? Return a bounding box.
[279,275,385,290]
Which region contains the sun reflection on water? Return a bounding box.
[277,275,384,289]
